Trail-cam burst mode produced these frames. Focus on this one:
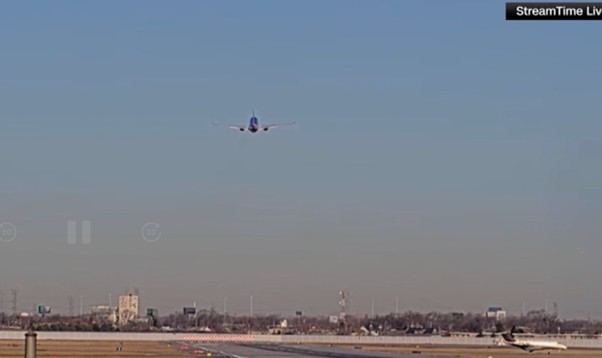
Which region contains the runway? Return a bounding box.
[176,342,454,358]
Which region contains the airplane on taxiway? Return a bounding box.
[500,331,568,353]
[212,111,295,133]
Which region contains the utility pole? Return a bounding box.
[68,296,74,317]
[11,289,17,316]
[194,301,198,328]
[395,297,399,315]
[79,295,83,316]
[249,295,254,334]
[545,300,548,315]
[522,301,525,317]
[0,291,3,313]
[223,297,228,326]
[371,299,375,318]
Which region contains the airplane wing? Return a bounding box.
[261,122,296,130]
[212,122,246,131]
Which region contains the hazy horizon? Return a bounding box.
[1,0,601,319]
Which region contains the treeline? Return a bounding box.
[4,309,602,336]
[362,310,602,336]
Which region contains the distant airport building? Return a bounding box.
[147,308,159,325]
[90,305,118,324]
[485,306,507,320]
[118,293,139,325]
[147,308,159,318]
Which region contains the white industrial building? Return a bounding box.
[484,306,506,320]
[90,305,118,324]
[118,293,139,326]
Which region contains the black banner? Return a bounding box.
[183,307,196,315]
[507,2,602,20]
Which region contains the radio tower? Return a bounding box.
[338,290,350,335]
[339,290,348,320]
[10,289,17,315]
[68,296,74,317]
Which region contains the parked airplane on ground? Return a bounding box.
[501,332,568,353]
[212,111,295,133]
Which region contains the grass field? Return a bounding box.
[0,340,195,358]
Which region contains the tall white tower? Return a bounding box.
[339,290,348,320]
[118,293,139,325]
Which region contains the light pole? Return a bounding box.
[249,295,254,334]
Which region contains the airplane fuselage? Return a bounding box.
[504,337,567,352]
[519,340,567,352]
[248,116,260,133]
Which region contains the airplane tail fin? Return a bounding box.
[502,333,516,343]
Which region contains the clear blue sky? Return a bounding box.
[0,0,601,318]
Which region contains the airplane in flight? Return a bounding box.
[212,111,295,133]
[500,332,568,353]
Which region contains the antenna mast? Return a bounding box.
[10,289,17,316]
[68,296,74,317]
[339,290,348,320]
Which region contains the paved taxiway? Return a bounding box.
[177,342,454,358]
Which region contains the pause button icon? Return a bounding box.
[67,220,91,244]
